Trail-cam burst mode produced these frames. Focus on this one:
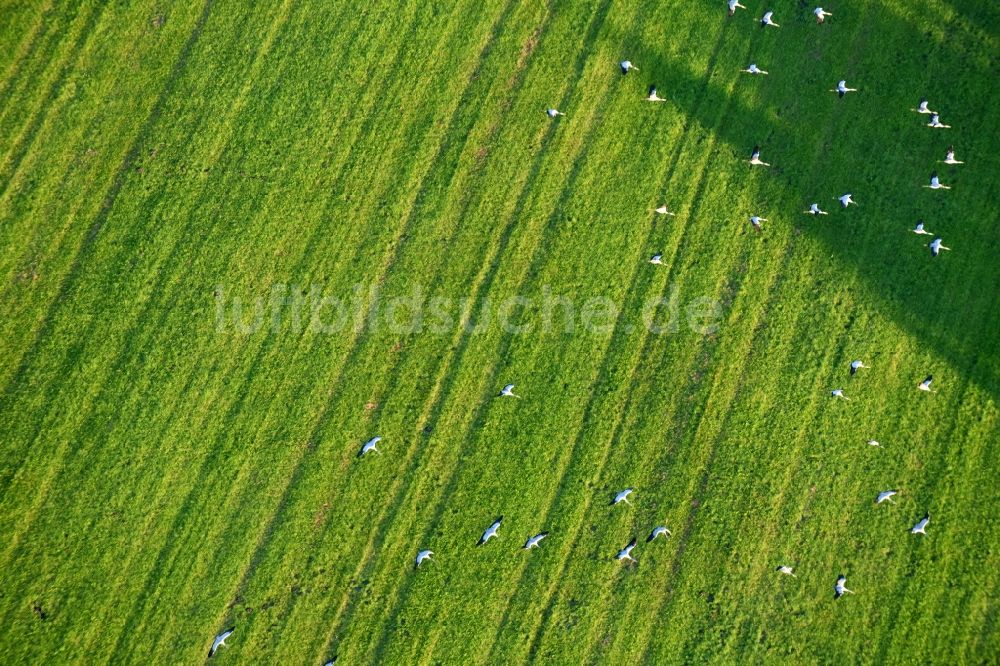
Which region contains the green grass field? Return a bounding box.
[1,0,998,663]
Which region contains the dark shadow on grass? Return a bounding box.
[938,0,1000,49]
[629,6,1000,403]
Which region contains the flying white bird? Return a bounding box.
[928,238,950,257]
[620,60,638,75]
[742,63,768,75]
[523,532,549,549]
[942,146,963,164]
[813,7,832,22]
[776,565,797,577]
[912,220,933,235]
[209,628,234,658]
[749,215,767,232]
[831,80,858,97]
[647,525,672,542]
[415,549,434,568]
[750,145,770,166]
[912,98,936,114]
[478,517,503,545]
[616,538,638,562]
[876,490,898,504]
[917,375,936,392]
[646,85,666,102]
[323,659,337,666]
[834,575,854,598]
[924,171,951,189]
[358,436,381,457]
[499,383,520,398]
[831,389,850,401]
[760,10,780,27]
[649,254,664,265]
[546,108,565,118]
[927,113,950,128]
[850,360,868,375]
[805,202,829,215]
[654,205,676,216]
[867,439,882,448]
[838,193,856,207]
[911,513,930,534]
[612,488,634,506]
[728,0,747,16]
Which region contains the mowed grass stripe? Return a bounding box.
[0,0,54,121]
[714,313,874,658]
[498,9,766,660]
[0,0,392,656]
[636,6,912,660]
[442,3,816,652]
[217,1,541,660]
[889,395,998,661]
[708,7,1000,652]
[0,2,110,201]
[640,5,908,652]
[622,114,856,664]
[7,0,414,644]
[661,9,886,657]
[593,164,810,665]
[538,124,783,663]
[0,0,189,369]
[584,0,832,644]
[0,2,310,656]
[0,0,252,544]
[958,416,1000,662]
[0,0,215,566]
[0,1,214,420]
[0,0,315,584]
[82,0,458,656]
[68,4,396,659]
[414,41,696,666]
[374,22,724,665]
[0,0,89,159]
[321,1,640,659]
[290,2,565,662]
[484,16,752,656]
[705,285,870,662]
[277,5,593,657]
[137,0,552,656]
[869,376,984,664]
[103,2,486,660]
[0,0,214,413]
[636,247,828,662]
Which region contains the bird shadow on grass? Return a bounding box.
[628,0,1000,403]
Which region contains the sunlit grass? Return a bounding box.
[0,0,997,663]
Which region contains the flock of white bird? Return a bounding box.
[721,2,952,599]
[207,2,967,658]
[545,1,955,607]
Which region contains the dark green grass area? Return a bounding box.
[0,0,998,663]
